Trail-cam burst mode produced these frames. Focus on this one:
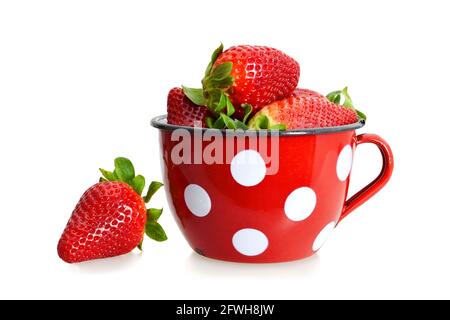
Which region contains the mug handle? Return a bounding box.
[339,133,394,222]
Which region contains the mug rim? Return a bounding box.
[151,115,365,136]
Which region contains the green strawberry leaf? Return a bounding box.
[200,43,238,126]
[204,88,222,111]
[225,95,235,116]
[99,177,108,182]
[213,116,226,129]
[326,90,340,103]
[241,104,253,124]
[210,62,233,81]
[254,114,269,129]
[326,87,366,122]
[200,43,254,128]
[333,95,341,104]
[100,158,168,247]
[210,43,224,65]
[234,120,248,130]
[182,86,206,106]
[327,87,354,108]
[215,92,227,113]
[205,76,234,89]
[145,220,168,242]
[204,43,224,76]
[114,157,135,183]
[356,109,367,121]
[341,87,354,108]
[99,168,118,181]
[131,175,145,195]
[206,117,214,128]
[144,181,164,203]
[270,124,287,130]
[220,113,237,129]
[147,208,163,221]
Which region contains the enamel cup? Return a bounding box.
[151,115,394,263]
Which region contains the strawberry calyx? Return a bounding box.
[326,87,366,121]
[99,157,167,249]
[182,43,254,129]
[247,109,287,131]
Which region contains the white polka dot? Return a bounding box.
[184,184,211,217]
[312,222,336,251]
[232,228,269,256]
[230,150,266,187]
[284,187,317,221]
[336,145,353,181]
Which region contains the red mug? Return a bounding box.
[151,115,394,263]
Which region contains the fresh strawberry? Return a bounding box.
[248,88,360,130]
[57,157,166,263]
[292,88,324,99]
[167,87,209,127]
[213,45,300,110]
[182,44,300,129]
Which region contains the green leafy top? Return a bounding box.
[99,157,167,247]
[181,44,365,129]
[326,87,366,121]
[247,112,287,131]
[182,43,255,130]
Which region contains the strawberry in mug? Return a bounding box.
[152,43,393,263]
[57,43,393,264]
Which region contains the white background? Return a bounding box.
[1,0,449,299]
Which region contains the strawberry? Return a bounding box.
[292,88,324,99]
[213,45,300,110]
[57,157,166,263]
[182,44,300,129]
[167,87,209,127]
[248,87,362,130]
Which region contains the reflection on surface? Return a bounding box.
[185,252,321,279]
[75,252,142,274]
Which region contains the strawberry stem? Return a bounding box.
[182,86,206,106]
[130,175,145,195]
[99,157,168,250]
[144,181,164,203]
[114,157,135,183]
[148,208,163,221]
[204,42,224,76]
[326,87,367,121]
[145,220,168,242]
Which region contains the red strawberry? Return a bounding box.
[292,88,324,99]
[182,44,300,129]
[167,87,209,127]
[57,157,166,263]
[248,93,359,130]
[213,45,300,111]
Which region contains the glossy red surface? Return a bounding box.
[340,134,394,222]
[156,127,394,263]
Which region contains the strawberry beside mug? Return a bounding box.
[151,115,394,263]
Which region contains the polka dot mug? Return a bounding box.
[151,115,394,263]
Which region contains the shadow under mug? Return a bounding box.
[151,115,394,263]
